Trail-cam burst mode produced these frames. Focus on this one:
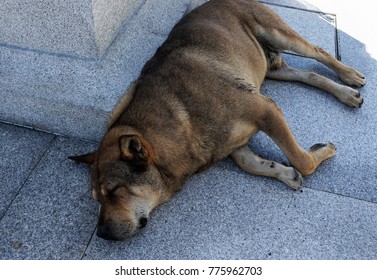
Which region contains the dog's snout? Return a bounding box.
[96,224,118,241]
[96,216,143,241]
[139,217,148,229]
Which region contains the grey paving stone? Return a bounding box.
[136,0,191,36]
[83,159,377,259]
[269,189,377,260]
[0,0,144,58]
[0,123,54,218]
[0,136,98,260]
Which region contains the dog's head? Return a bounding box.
[70,127,166,241]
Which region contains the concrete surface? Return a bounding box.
[0,0,144,58]
[0,0,376,260]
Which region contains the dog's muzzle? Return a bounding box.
[96,217,148,241]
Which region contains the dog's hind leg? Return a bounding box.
[253,5,366,88]
[231,145,303,190]
[251,94,336,177]
[266,56,364,108]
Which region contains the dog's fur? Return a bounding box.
[70,0,366,241]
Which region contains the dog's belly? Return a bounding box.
[215,121,258,159]
[228,121,258,148]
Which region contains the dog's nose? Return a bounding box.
[139,217,148,229]
[96,224,118,241]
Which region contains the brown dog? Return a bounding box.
[70,0,366,240]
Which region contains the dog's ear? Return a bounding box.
[68,151,97,165]
[119,135,150,167]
